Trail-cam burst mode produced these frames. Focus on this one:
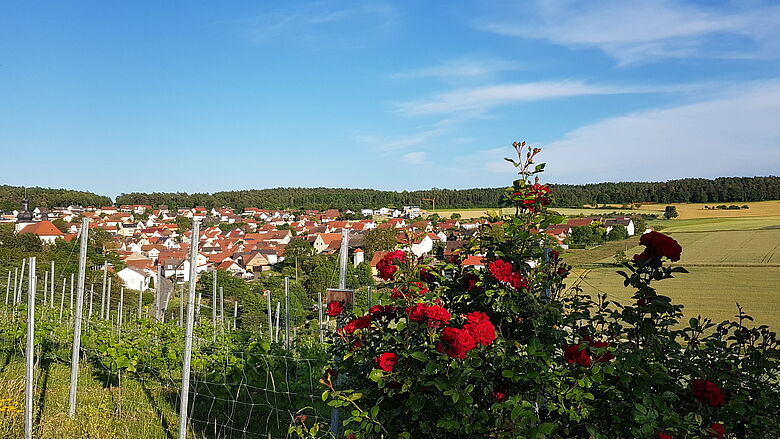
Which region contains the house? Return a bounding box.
[17,221,65,244]
[117,266,155,291]
[604,217,635,236]
[462,255,486,269]
[353,248,364,266]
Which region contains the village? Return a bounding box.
[2,198,640,292]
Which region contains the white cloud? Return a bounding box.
[400,151,429,165]
[354,126,447,154]
[231,3,397,47]
[394,80,687,116]
[392,57,523,80]
[474,0,780,65]
[534,79,780,183]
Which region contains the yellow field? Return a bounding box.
[434,200,780,220]
[569,266,780,329]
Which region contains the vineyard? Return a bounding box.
[0,275,339,439]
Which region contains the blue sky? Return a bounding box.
[1,1,779,198]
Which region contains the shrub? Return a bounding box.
[307,143,780,439]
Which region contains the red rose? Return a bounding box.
[654,433,673,439]
[391,281,428,299]
[564,343,592,367]
[691,379,725,407]
[509,271,527,289]
[377,250,405,280]
[375,352,398,372]
[464,273,480,291]
[369,305,397,320]
[350,339,363,351]
[326,300,343,317]
[708,423,725,439]
[464,311,496,346]
[440,327,476,359]
[488,260,513,282]
[424,305,451,328]
[556,266,569,278]
[550,250,560,259]
[340,320,358,335]
[637,231,682,262]
[407,303,427,322]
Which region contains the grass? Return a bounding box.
[0,356,188,439]
[569,266,780,329]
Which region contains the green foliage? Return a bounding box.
[217,222,247,232]
[570,224,606,245]
[51,218,68,233]
[0,184,111,211]
[607,224,629,241]
[364,228,398,258]
[664,205,679,220]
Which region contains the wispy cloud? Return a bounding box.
[230,2,397,48]
[531,79,780,182]
[394,80,689,117]
[474,0,780,65]
[392,57,523,81]
[400,151,429,165]
[354,126,448,154]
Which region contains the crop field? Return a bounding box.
[434,201,780,221]
[569,266,780,328]
[565,214,780,329]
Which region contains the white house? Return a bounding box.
[117,266,155,291]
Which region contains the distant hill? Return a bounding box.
[114,176,780,211]
[0,185,112,211]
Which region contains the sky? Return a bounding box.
[1,0,779,198]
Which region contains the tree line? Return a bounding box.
[0,185,112,211]
[4,176,779,212]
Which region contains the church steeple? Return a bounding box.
[16,190,34,223]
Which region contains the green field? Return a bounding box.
[565,216,780,329]
[0,359,183,439]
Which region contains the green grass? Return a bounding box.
[0,357,188,439]
[570,266,780,329]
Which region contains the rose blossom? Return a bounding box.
[441,327,476,359]
[377,250,405,280]
[708,423,725,439]
[691,379,725,407]
[634,231,682,263]
[488,260,513,282]
[464,311,496,346]
[326,301,343,317]
[375,352,398,372]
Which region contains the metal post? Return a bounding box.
[155,266,161,321]
[318,292,323,343]
[4,271,10,307]
[17,259,25,306]
[367,286,373,309]
[24,257,36,439]
[179,284,184,327]
[101,263,107,320]
[50,261,55,308]
[233,300,238,330]
[119,287,124,328]
[266,290,273,341]
[284,277,290,349]
[107,277,112,322]
[138,281,143,319]
[219,286,224,328]
[88,284,94,322]
[274,302,281,343]
[196,292,202,322]
[69,218,89,418]
[44,270,49,307]
[59,280,66,323]
[339,229,349,289]
[69,273,74,313]
[178,219,200,439]
[212,271,217,328]
[331,229,349,439]
[12,268,18,307]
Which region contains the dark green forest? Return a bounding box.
[0,185,112,211]
[2,176,779,212]
[114,176,780,210]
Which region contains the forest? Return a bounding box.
[2,176,778,212]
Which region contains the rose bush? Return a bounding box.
[307,142,779,439]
